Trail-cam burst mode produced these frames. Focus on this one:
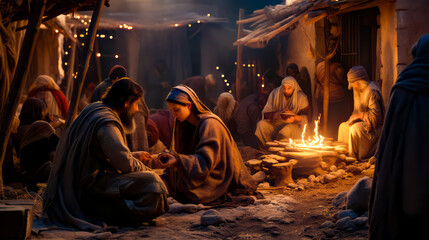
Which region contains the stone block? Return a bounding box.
[0,199,35,240]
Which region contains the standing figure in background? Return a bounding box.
[369,35,429,239]
[255,77,311,149]
[90,65,127,102]
[337,66,384,161]
[286,63,313,105]
[234,93,268,149]
[262,68,282,94]
[78,83,96,112]
[181,73,217,110]
[147,60,172,109]
[315,61,352,138]
[155,85,257,204]
[213,92,238,138]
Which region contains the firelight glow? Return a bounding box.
[289,115,324,148]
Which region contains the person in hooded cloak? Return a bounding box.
[369,34,429,239]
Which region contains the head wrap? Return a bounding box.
[347,66,369,89]
[20,120,55,152]
[108,65,127,80]
[28,75,60,92]
[281,76,301,91]
[166,88,192,105]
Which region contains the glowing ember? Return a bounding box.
[289,115,324,148]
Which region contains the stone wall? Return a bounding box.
[380,0,429,105]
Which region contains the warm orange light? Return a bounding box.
[289,115,324,148]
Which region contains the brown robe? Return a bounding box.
[162,85,257,204]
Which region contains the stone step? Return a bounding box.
[0,199,35,240]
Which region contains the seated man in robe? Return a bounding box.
[255,76,311,149]
[43,78,169,231]
[338,66,384,161]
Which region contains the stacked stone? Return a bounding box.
[245,140,376,190]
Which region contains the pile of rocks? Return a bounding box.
[245,140,376,190]
[320,177,372,235]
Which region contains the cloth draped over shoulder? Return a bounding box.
[369,34,429,239]
[43,102,164,231]
[163,85,257,204]
[262,77,309,117]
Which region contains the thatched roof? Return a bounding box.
[0,0,110,23]
[235,0,389,48]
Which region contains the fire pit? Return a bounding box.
[246,116,374,188]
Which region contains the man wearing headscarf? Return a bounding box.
[90,65,127,102]
[43,78,168,231]
[369,34,429,239]
[255,76,311,149]
[337,66,384,161]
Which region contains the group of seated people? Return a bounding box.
[4,60,384,231]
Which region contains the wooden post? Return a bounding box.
[0,0,46,198]
[235,8,244,101]
[322,18,331,135]
[65,0,106,128]
[65,26,77,101]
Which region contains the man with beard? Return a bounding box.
[337,66,384,161]
[255,76,311,149]
[43,78,169,231]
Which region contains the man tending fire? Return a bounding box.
[255,76,311,149]
[337,66,384,161]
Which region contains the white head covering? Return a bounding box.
[262,76,309,116]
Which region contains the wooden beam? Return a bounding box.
[322,18,331,135]
[65,0,106,128]
[0,0,46,198]
[235,8,244,101]
[65,26,77,101]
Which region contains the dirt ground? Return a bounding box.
[12,146,374,240]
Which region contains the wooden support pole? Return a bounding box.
[0,0,46,198]
[322,18,331,135]
[65,0,106,128]
[65,26,77,101]
[235,8,244,101]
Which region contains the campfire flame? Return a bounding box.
[289,115,324,148]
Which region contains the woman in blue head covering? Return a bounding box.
[156,84,257,204]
